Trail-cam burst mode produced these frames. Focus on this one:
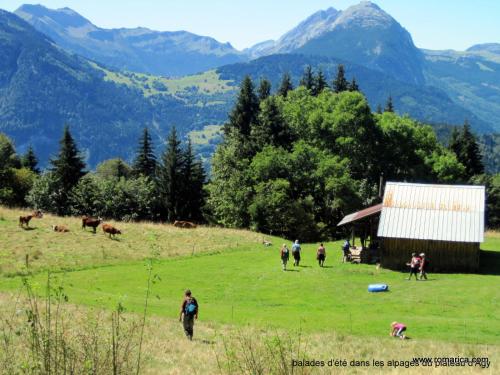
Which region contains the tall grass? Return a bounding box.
[216,328,312,375]
[0,270,153,374]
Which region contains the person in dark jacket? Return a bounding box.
[179,289,198,340]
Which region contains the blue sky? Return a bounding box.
[1,0,499,51]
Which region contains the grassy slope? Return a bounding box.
[0,206,267,276]
[1,293,496,375]
[189,125,223,146]
[89,63,235,98]
[1,207,499,347]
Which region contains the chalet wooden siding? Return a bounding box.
[377,182,485,272]
[381,238,480,272]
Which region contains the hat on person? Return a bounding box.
[420,253,425,257]
[411,252,416,256]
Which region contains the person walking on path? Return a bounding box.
[179,289,198,340]
[407,253,421,281]
[390,322,407,339]
[419,253,429,280]
[292,240,301,267]
[280,243,290,271]
[342,239,350,263]
[317,243,326,267]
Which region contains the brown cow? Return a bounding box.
[19,210,43,227]
[102,223,121,238]
[173,220,197,229]
[82,216,102,233]
[52,225,70,233]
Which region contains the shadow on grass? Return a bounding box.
[285,269,299,272]
[321,265,334,268]
[298,265,311,268]
[479,250,500,275]
[199,339,215,345]
[21,227,36,231]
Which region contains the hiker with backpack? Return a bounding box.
[292,240,301,267]
[179,289,198,340]
[280,243,290,271]
[316,243,326,267]
[419,253,429,280]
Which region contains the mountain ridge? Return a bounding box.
[14,4,245,76]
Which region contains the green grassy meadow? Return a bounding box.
[89,63,235,98]
[1,208,499,347]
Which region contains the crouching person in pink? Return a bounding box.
[390,322,407,339]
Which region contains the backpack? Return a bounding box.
[184,298,198,316]
[282,247,289,258]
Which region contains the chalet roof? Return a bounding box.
[337,203,382,226]
[377,182,485,243]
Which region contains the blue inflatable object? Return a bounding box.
[368,284,389,292]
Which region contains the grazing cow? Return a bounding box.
[173,220,197,229]
[102,223,121,238]
[82,216,102,233]
[19,210,43,227]
[52,225,69,233]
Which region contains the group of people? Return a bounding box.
[407,252,429,280]
[279,240,328,270]
[179,246,427,341]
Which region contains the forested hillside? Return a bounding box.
[217,54,490,132]
[0,10,231,167]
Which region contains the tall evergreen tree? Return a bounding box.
[384,96,394,112]
[258,78,272,102]
[181,139,206,221]
[314,69,328,96]
[278,72,294,97]
[449,121,484,179]
[226,75,259,138]
[333,64,349,93]
[157,127,185,222]
[251,96,293,151]
[300,65,315,91]
[0,133,20,170]
[50,125,86,190]
[375,104,383,114]
[22,145,39,174]
[132,127,157,178]
[348,77,359,92]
